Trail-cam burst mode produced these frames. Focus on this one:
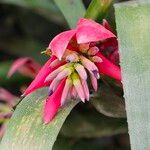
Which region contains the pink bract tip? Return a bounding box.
[8,57,41,78]
[23,56,56,96]
[90,72,98,91]
[49,30,76,60]
[74,63,87,80]
[76,18,116,44]
[61,78,72,106]
[43,79,66,124]
[96,52,121,81]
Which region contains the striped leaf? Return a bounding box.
[115,1,150,150]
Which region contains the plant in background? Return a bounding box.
[8,57,41,78]
[0,88,18,138]
[0,57,41,138]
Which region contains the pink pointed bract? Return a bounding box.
[96,52,121,81]
[102,19,114,33]
[49,30,76,60]
[76,18,116,44]
[23,56,56,95]
[8,57,41,78]
[43,79,66,124]
[25,18,121,124]
[0,88,17,106]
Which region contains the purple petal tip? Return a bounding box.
[48,89,53,96]
[92,70,100,79]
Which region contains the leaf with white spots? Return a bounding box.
[0,88,78,150]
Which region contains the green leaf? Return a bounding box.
[61,110,127,138]
[53,136,108,150]
[85,0,113,21]
[115,1,150,150]
[0,88,78,150]
[91,83,126,118]
[53,0,86,28]
[0,0,56,10]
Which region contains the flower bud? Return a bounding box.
[81,79,89,101]
[45,65,65,82]
[88,46,99,56]
[90,72,97,91]
[79,43,89,53]
[49,59,63,68]
[74,63,87,80]
[80,55,99,78]
[66,53,79,62]
[90,56,103,63]
[61,77,72,106]
[71,73,85,102]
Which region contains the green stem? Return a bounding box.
[85,0,113,21]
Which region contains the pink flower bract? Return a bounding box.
[8,57,41,78]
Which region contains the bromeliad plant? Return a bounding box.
[23,18,121,124]
[1,0,149,149]
[0,0,131,149]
